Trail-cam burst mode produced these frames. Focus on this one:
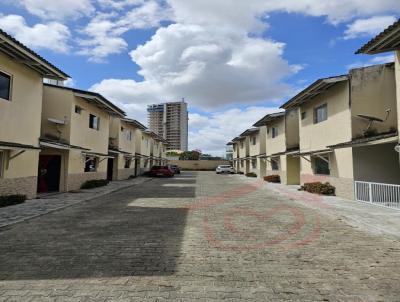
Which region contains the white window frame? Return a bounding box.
[0,69,13,102]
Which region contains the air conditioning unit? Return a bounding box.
[395,144,400,153]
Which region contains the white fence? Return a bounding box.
[355,181,400,209]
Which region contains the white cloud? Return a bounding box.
[169,0,400,27]
[261,0,400,24]
[15,0,94,20]
[188,107,280,155]
[347,54,394,70]
[77,1,170,61]
[344,15,397,39]
[91,23,300,108]
[0,15,70,53]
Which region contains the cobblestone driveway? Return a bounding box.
[1,172,400,301]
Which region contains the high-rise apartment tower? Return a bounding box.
[147,100,188,151]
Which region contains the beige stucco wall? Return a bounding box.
[249,132,260,156]
[353,143,400,185]
[238,138,248,158]
[42,86,72,142]
[169,160,230,171]
[266,118,286,156]
[70,96,110,155]
[0,52,42,147]
[0,52,43,191]
[299,81,352,152]
[300,148,354,199]
[350,64,397,138]
[285,109,300,149]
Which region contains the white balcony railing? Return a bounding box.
[355,181,400,209]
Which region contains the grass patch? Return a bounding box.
[246,172,257,178]
[81,179,109,190]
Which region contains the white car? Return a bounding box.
[216,165,235,174]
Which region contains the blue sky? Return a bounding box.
[0,1,399,155]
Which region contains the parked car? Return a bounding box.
[147,166,174,177]
[216,165,235,174]
[169,164,181,174]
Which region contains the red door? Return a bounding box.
[37,155,61,193]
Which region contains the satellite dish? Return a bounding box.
[357,108,391,135]
[48,118,67,125]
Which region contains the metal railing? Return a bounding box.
[355,181,400,209]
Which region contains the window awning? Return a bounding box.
[328,132,398,149]
[82,151,113,159]
[40,138,89,151]
[297,149,333,156]
[0,141,40,151]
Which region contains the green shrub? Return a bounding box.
[0,195,26,208]
[299,182,335,195]
[264,175,281,183]
[237,171,244,175]
[246,172,257,178]
[81,179,109,189]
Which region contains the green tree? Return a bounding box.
[179,150,201,160]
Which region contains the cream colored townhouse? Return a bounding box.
[0,29,68,198]
[281,63,398,199]
[40,84,125,193]
[231,133,250,174]
[152,136,169,166]
[240,127,266,177]
[253,110,300,185]
[229,139,239,172]
[356,19,400,160]
[137,130,154,174]
[109,117,146,180]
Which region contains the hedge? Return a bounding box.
[0,195,26,208]
[246,172,257,178]
[263,175,281,183]
[299,182,335,195]
[81,179,109,189]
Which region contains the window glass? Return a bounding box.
[240,160,244,167]
[75,105,82,114]
[252,159,257,169]
[124,158,131,169]
[272,127,278,138]
[314,104,328,124]
[271,159,279,170]
[313,156,330,175]
[0,71,11,101]
[301,111,306,120]
[252,136,256,145]
[89,114,100,130]
[85,156,97,172]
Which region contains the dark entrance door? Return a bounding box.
[107,158,114,181]
[37,155,61,193]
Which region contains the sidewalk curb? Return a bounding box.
[0,178,153,230]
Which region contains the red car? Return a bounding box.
[147,165,174,177]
